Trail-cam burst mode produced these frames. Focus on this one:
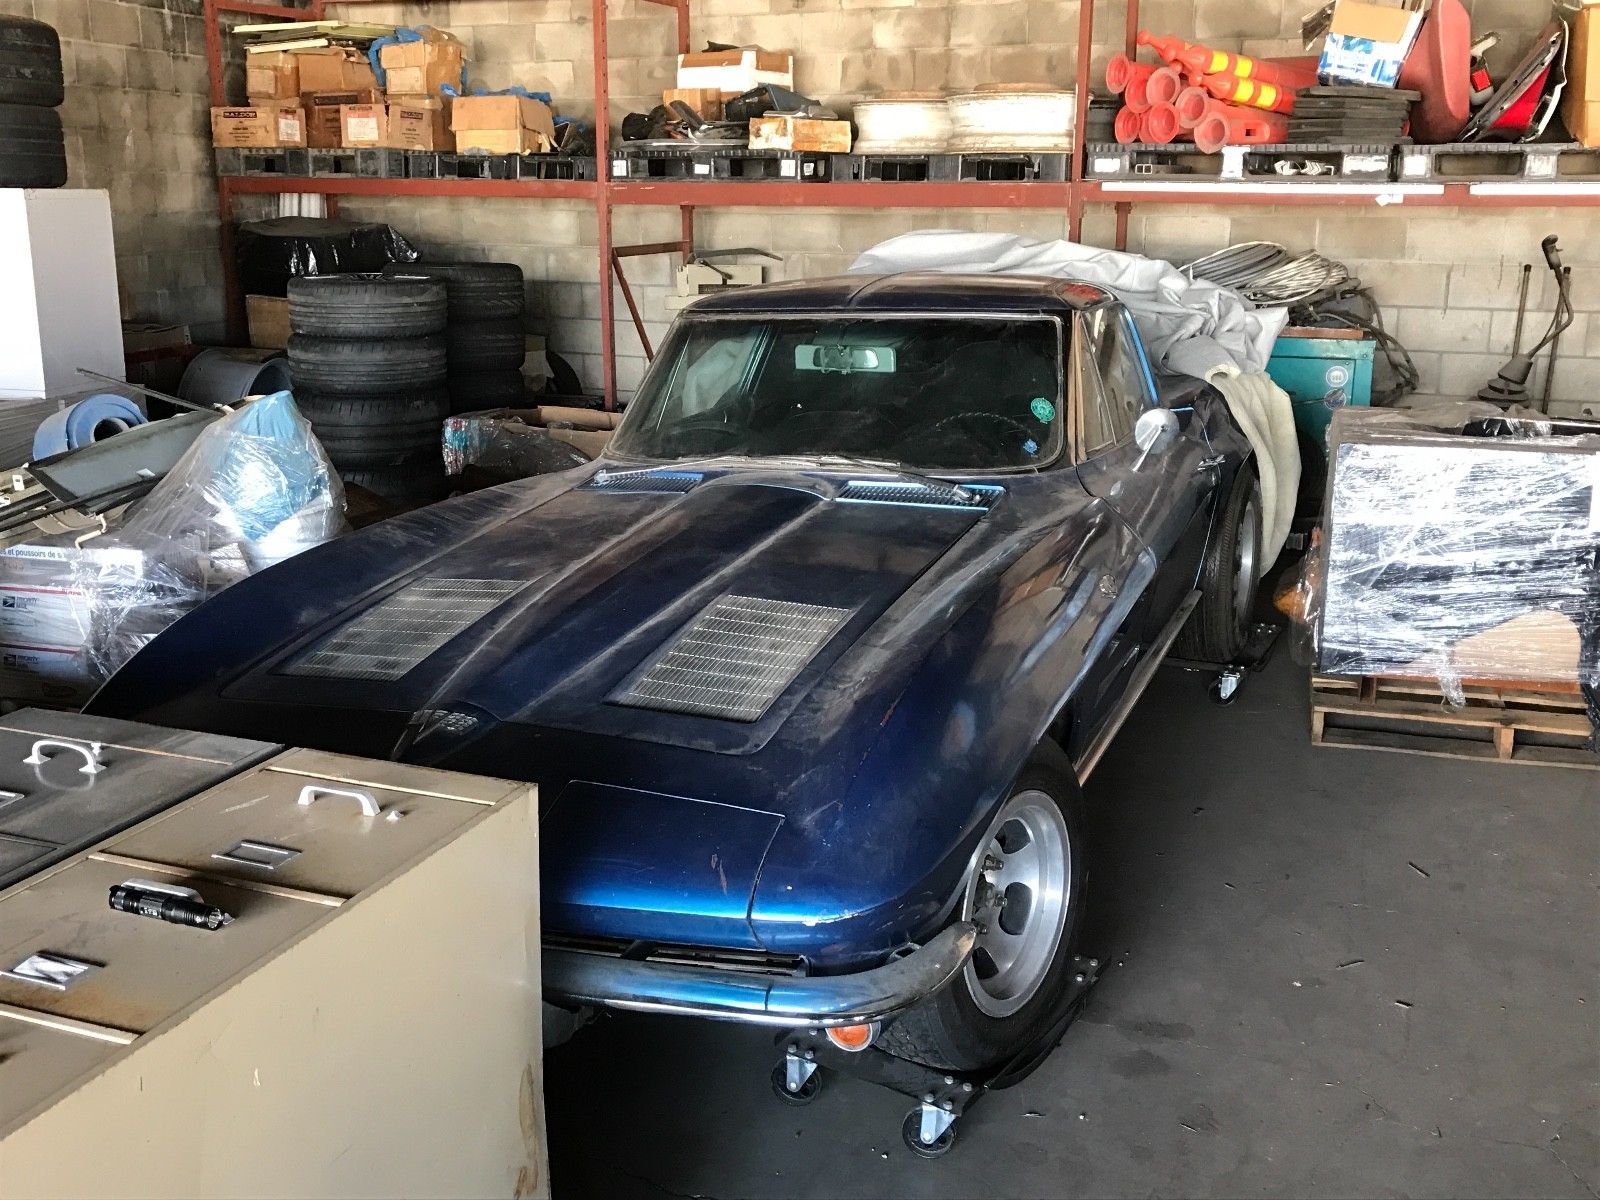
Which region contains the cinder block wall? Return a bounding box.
[0,0,221,330]
[332,0,1596,414]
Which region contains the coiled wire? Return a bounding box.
[1184,241,1351,306]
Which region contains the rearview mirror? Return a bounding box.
[1132,408,1179,469]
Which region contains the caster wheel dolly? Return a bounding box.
[1166,621,1283,706]
[769,954,1099,1158]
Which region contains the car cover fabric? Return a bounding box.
[848,230,1289,380]
[1205,366,1299,564]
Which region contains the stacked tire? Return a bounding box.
[0,17,67,188]
[388,262,527,414]
[287,274,450,506]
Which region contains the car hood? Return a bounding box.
[94,463,1001,765]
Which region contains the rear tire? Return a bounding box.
[341,460,448,507]
[877,741,1086,1072]
[287,273,446,339]
[0,103,64,186]
[288,334,446,395]
[1175,462,1262,663]
[297,389,448,468]
[0,17,63,108]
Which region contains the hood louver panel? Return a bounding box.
[284,578,524,682]
[837,480,1002,509]
[584,469,703,494]
[617,595,852,722]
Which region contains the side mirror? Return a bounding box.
[1132,407,1179,469]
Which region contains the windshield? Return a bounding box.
[609,315,1065,472]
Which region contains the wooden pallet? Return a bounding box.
[1310,675,1599,771]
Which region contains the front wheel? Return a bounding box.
[1176,462,1263,663]
[877,743,1086,1072]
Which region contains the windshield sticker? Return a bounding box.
[1023,438,1040,456]
[1030,397,1056,423]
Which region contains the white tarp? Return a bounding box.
[849,230,1290,382]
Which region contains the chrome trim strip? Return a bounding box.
[1074,589,1200,783]
[542,922,978,1027]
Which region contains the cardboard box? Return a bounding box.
[1317,0,1426,88]
[451,94,556,154]
[302,88,380,147]
[381,94,452,150]
[675,46,793,98]
[341,102,440,150]
[211,103,306,148]
[662,87,723,120]
[246,295,289,350]
[379,28,464,97]
[295,46,378,94]
[1564,1,1600,148]
[246,51,299,101]
[748,115,851,153]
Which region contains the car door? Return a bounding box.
[1073,302,1216,646]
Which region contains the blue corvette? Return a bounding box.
[90,273,1261,1072]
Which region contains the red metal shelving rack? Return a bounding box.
[204,0,1600,408]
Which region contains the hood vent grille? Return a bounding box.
[284,578,524,682]
[584,468,703,494]
[617,594,852,722]
[837,480,1002,509]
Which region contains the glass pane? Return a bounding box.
[610,316,1064,472]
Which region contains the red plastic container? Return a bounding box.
[1114,105,1144,144]
[1106,53,1159,96]
[1143,102,1185,144]
[1146,66,1185,106]
[1194,104,1289,153]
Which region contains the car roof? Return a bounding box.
[684,272,1114,316]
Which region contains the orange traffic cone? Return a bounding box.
[1114,105,1144,144]
[1146,66,1185,106]
[1124,71,1155,114]
[1194,103,1290,152]
[1106,53,1159,95]
[1136,31,1191,68]
[1143,102,1186,144]
[1178,46,1320,88]
[1203,74,1296,114]
[1175,86,1229,130]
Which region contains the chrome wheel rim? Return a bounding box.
[1233,492,1261,628]
[961,790,1071,1019]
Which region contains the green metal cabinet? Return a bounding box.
[1266,332,1376,450]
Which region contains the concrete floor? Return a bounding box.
[545,654,1600,1199]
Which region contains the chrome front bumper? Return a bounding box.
[542,922,978,1028]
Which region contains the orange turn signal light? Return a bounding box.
[825,1021,879,1052]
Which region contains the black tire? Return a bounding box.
[446,319,526,372]
[287,273,446,339]
[447,369,526,415]
[341,461,448,507]
[0,18,63,108]
[296,389,449,468]
[288,334,446,395]
[389,261,524,321]
[1175,461,1263,663]
[0,103,64,187]
[545,350,584,397]
[877,741,1087,1072]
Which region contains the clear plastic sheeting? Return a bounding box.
[0,393,346,705]
[1313,402,1600,738]
[236,217,420,298]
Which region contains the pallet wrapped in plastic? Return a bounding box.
[1312,402,1600,736]
[0,392,346,705]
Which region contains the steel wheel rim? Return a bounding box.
[1233,493,1261,628]
[961,790,1071,1018]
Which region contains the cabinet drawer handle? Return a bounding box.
[297,783,382,818]
[23,738,105,775]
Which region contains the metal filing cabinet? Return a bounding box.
[0,736,546,1200]
[0,708,279,891]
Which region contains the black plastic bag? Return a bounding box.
[236,217,420,297]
